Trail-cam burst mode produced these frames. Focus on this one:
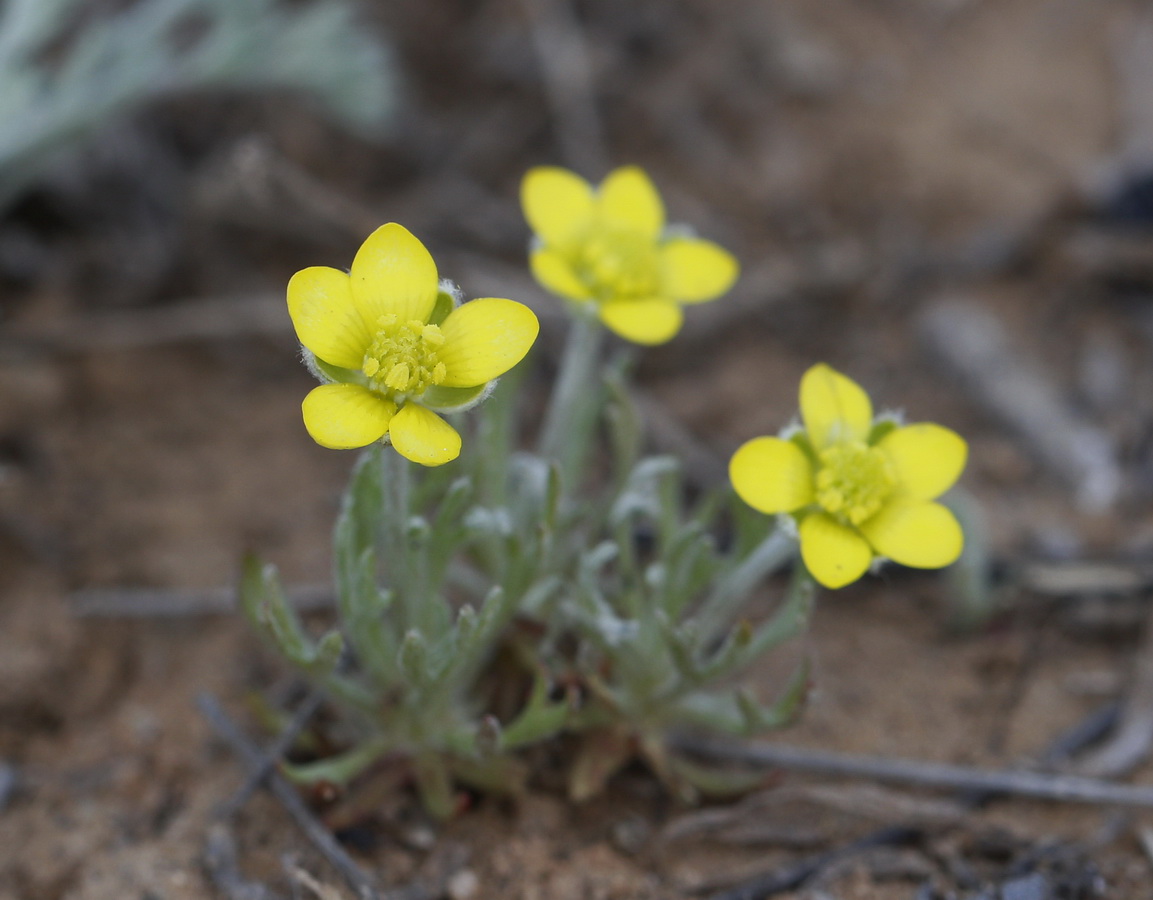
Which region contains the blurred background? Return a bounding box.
[4,0,1153,896]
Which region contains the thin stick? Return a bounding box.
[70,583,332,618]
[702,826,922,900]
[518,0,609,173]
[1077,618,1153,778]
[197,693,381,900]
[219,689,327,818]
[676,738,1153,809]
[692,701,1123,899]
[1,293,288,356]
[203,823,287,900]
[920,299,1120,513]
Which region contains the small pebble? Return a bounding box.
[447,868,479,900]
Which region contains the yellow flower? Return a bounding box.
[287,223,539,466]
[729,364,967,589]
[520,165,738,345]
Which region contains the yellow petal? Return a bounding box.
[729,436,814,514]
[350,223,438,326]
[598,298,683,345]
[800,364,873,451]
[660,238,739,303]
[859,500,963,569]
[521,167,596,248]
[388,403,462,466]
[437,298,540,387]
[596,166,665,239]
[878,424,967,501]
[287,267,371,369]
[302,384,396,449]
[799,512,874,589]
[530,248,591,300]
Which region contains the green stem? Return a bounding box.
[538,310,604,485]
[697,528,796,640]
[381,447,415,616]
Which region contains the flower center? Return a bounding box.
[577,229,660,299]
[361,315,447,398]
[815,441,895,526]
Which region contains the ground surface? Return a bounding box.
[4,0,1153,897]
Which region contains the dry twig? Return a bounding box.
[197,693,382,900]
[1076,619,1153,778]
[1,294,289,356]
[699,825,922,900]
[675,737,1153,809]
[220,689,328,818]
[517,0,608,173]
[70,583,331,618]
[203,823,287,900]
[920,298,1120,512]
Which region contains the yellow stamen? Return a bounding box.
[815,441,895,526]
[360,319,448,398]
[577,228,660,299]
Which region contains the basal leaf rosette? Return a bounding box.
[729,364,967,589]
[288,223,539,466]
[521,165,738,346]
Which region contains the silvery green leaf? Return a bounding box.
[604,368,642,480]
[0,0,395,212]
[610,456,679,527]
[239,555,313,665]
[735,656,811,735]
[406,515,431,543]
[644,561,666,592]
[474,714,502,757]
[500,675,570,750]
[692,620,754,685]
[312,630,345,675]
[454,604,478,646]
[725,571,815,671]
[432,477,474,532]
[518,574,562,617]
[398,630,430,688]
[471,586,517,651]
[464,506,512,537]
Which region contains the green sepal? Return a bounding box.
[422,382,492,413]
[304,349,365,387]
[868,415,901,444]
[428,287,458,326]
